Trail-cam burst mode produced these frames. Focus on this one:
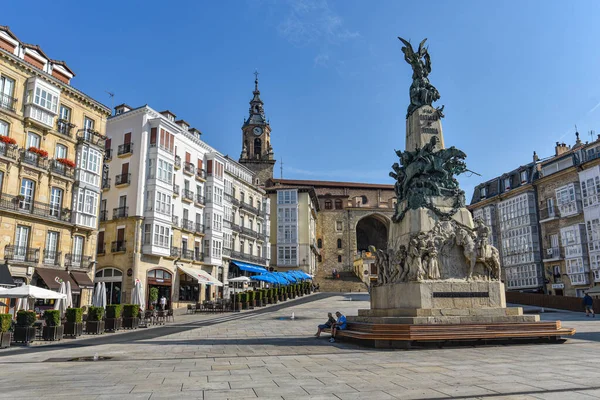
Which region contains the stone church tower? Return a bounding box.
[239,73,275,185]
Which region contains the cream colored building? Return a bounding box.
[0,26,110,308]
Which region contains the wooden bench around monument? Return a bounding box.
[335,321,575,343]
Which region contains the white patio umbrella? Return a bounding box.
[53,281,67,315]
[228,276,252,283]
[0,285,67,300]
[131,280,145,312]
[65,281,73,309]
[100,282,107,308]
[91,282,101,307]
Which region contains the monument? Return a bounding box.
[345,38,574,347]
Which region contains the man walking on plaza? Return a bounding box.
[583,293,595,317]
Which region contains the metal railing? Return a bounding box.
[0,93,17,112]
[241,227,259,239]
[0,194,71,222]
[181,219,194,231]
[182,249,194,260]
[195,194,205,205]
[240,202,260,215]
[113,206,128,219]
[194,251,205,262]
[43,250,61,266]
[76,129,106,147]
[102,178,110,190]
[97,243,106,255]
[0,142,17,160]
[50,160,74,178]
[99,210,108,222]
[543,246,562,260]
[172,215,179,226]
[115,173,131,186]
[183,162,194,175]
[173,184,180,196]
[230,250,267,266]
[104,148,112,161]
[4,245,39,263]
[195,223,204,234]
[65,254,93,268]
[56,119,75,138]
[111,241,127,253]
[170,246,181,258]
[21,150,49,169]
[174,155,181,169]
[196,168,206,180]
[223,248,231,257]
[230,222,242,233]
[118,142,133,156]
[182,189,193,201]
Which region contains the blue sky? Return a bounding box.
[4,1,600,198]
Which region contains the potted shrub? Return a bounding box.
[56,158,76,168]
[28,146,49,158]
[85,306,105,334]
[0,314,11,348]
[249,291,256,309]
[272,288,279,304]
[233,293,242,312]
[0,135,16,145]
[105,304,123,332]
[241,292,249,310]
[256,290,263,307]
[14,310,36,343]
[42,310,63,341]
[122,304,140,329]
[64,308,83,337]
[148,287,159,310]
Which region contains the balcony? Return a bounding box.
[194,251,205,262]
[115,173,131,186]
[195,194,205,206]
[97,243,106,255]
[0,93,17,113]
[182,189,194,202]
[170,246,181,258]
[558,200,583,218]
[241,227,259,239]
[104,148,113,161]
[21,150,49,170]
[195,168,206,181]
[113,206,128,219]
[42,250,61,267]
[0,142,18,161]
[111,241,127,253]
[181,249,194,260]
[230,222,242,233]
[223,248,231,257]
[224,219,231,229]
[181,219,194,232]
[173,184,180,197]
[174,155,181,169]
[172,215,179,227]
[241,202,260,215]
[117,142,133,157]
[77,129,106,148]
[56,119,75,138]
[102,178,111,191]
[543,246,562,261]
[195,223,204,234]
[0,194,71,223]
[230,250,267,266]
[99,210,108,222]
[5,245,39,263]
[49,160,74,179]
[183,162,194,175]
[65,254,93,269]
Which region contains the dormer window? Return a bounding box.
[480,187,487,198]
[504,177,511,191]
[520,170,528,183]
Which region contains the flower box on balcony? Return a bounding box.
[28,146,48,158]
[56,158,75,168]
[0,135,16,145]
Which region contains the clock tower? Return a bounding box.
[239,72,275,185]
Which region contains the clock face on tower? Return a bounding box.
[253,126,263,135]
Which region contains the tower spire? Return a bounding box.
[254,70,259,92]
[244,71,266,126]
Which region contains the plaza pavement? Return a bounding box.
[1,293,600,400]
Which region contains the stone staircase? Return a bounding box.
[315,270,368,293]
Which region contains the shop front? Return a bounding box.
[147,269,172,310]
[70,271,96,307]
[0,264,15,314]
[94,267,124,304]
[33,267,81,312]
[177,265,223,307]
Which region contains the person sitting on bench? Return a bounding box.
[329,311,347,343]
[315,312,336,338]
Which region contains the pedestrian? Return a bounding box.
[583,293,595,317]
[314,312,337,338]
[332,268,337,279]
[329,311,347,343]
[159,295,167,311]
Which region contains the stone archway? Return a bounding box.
[356,214,389,252]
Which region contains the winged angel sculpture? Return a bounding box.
[398,37,441,117]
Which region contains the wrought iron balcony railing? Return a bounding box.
[170,246,181,258]
[173,184,180,196]
[195,223,204,234]
[0,142,17,160]
[102,178,111,190]
[115,173,131,186]
[196,168,206,180]
[104,148,113,161]
[182,189,193,201]
[77,129,106,147]
[5,245,39,263]
[181,249,194,260]
[97,243,106,255]
[0,194,71,222]
[99,210,108,222]
[183,162,194,175]
[50,160,74,179]
[174,155,181,169]
[195,194,205,205]
[56,119,75,138]
[21,150,49,169]
[172,215,179,227]
[181,219,194,231]
[0,93,17,112]
[111,241,127,253]
[43,250,61,266]
[118,142,133,156]
[113,206,128,219]
[65,253,93,268]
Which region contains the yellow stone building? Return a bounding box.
[0,26,110,310]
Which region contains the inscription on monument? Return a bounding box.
[422,127,439,134]
[432,292,490,298]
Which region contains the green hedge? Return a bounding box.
[256,290,263,301]
[123,304,139,318]
[16,310,36,327]
[66,308,83,323]
[0,314,11,332]
[88,306,104,321]
[106,304,123,319]
[44,310,61,327]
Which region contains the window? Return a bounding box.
[504,177,511,191]
[73,236,84,257]
[59,105,71,122]
[74,188,99,228]
[44,231,59,262]
[581,176,600,207]
[34,86,58,113]
[153,224,170,248]
[155,191,171,215]
[318,255,322,262]
[157,159,173,183]
[337,255,342,263]
[324,200,332,209]
[55,144,67,159]
[0,75,15,109]
[335,199,343,209]
[520,170,528,183]
[27,132,41,149]
[144,224,151,244]
[84,117,94,131]
[277,190,297,204]
[480,186,487,198]
[277,245,297,265]
[212,240,222,258]
[19,178,35,210]
[317,238,322,248]
[214,187,223,205]
[336,221,343,231]
[0,120,8,136]
[337,239,342,249]
[556,184,577,216]
[50,187,63,217]
[15,225,30,259]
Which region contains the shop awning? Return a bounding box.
[178,265,223,287]
[230,260,268,274]
[35,268,80,293]
[70,271,95,289]
[0,264,15,287]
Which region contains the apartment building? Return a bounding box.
[0,26,110,307]
[469,158,543,292]
[98,104,270,308]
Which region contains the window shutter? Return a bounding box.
[122,162,129,175]
[207,160,213,174]
[117,228,125,242]
[150,128,157,145]
[185,152,191,163]
[97,231,104,252]
[197,159,203,170]
[105,138,112,150]
[124,132,131,144]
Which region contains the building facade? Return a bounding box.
[469,159,544,292]
[99,104,270,308]
[0,26,110,308]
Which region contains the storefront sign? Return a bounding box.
[551,283,564,289]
